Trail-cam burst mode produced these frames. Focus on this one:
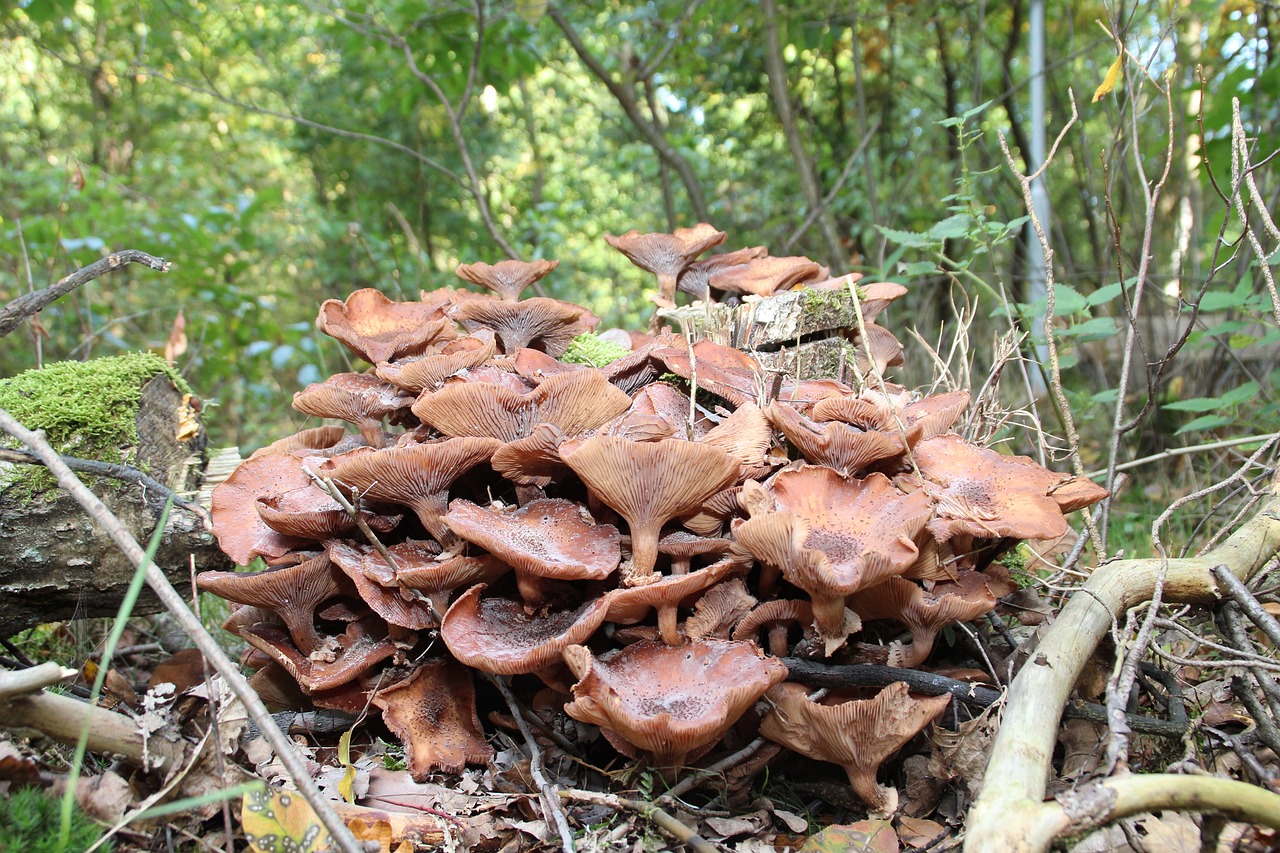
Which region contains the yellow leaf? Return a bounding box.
[1092,54,1123,102]
[337,728,357,805]
[241,787,332,853]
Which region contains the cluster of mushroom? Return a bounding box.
[199,225,1107,815]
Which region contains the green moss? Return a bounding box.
[0,353,188,464]
[0,785,113,852]
[561,332,631,367]
[996,543,1035,589]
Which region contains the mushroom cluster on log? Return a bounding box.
[198,228,1107,812]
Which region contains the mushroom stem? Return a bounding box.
[627,523,663,582]
[811,595,861,657]
[356,421,386,449]
[515,571,550,612]
[657,604,682,646]
[409,493,456,547]
[514,483,546,506]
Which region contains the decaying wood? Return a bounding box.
[0,374,230,637]
[965,475,1280,852]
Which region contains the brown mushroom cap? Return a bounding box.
[677,246,768,302]
[239,618,396,692]
[441,584,612,675]
[604,556,740,645]
[412,369,631,442]
[732,468,933,655]
[759,681,950,816]
[449,294,599,356]
[455,258,560,302]
[317,288,457,364]
[559,435,740,582]
[706,255,824,297]
[321,437,502,545]
[255,486,401,541]
[605,223,727,312]
[326,541,441,630]
[210,451,317,565]
[656,530,733,575]
[562,639,788,768]
[849,571,1002,667]
[375,330,498,392]
[656,339,849,412]
[765,400,904,477]
[248,425,348,460]
[731,599,815,657]
[912,434,1108,543]
[197,552,351,654]
[684,577,758,642]
[372,657,493,779]
[700,402,773,482]
[292,373,416,448]
[444,498,620,607]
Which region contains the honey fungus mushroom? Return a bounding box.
[316,287,456,364]
[562,639,788,769]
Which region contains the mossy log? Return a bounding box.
[0,355,231,637]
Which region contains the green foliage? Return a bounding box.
[0,786,111,853]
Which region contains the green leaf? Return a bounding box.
[1219,381,1260,406]
[1091,388,1119,404]
[927,213,972,241]
[1163,396,1223,413]
[899,261,939,277]
[1175,414,1232,435]
[1058,316,1117,341]
[877,225,938,248]
[1087,280,1128,306]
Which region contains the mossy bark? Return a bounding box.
[0,362,230,637]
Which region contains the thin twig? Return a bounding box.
[1212,564,1280,648]
[0,447,211,526]
[657,737,768,805]
[558,788,718,853]
[0,409,365,853]
[0,249,170,339]
[487,674,575,853]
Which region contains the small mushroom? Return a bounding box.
[450,293,599,356]
[375,330,498,392]
[372,657,493,779]
[683,577,758,641]
[731,599,815,657]
[455,258,560,302]
[849,571,1003,667]
[441,584,612,676]
[765,400,903,477]
[604,223,727,317]
[292,373,416,448]
[759,681,950,816]
[562,639,787,768]
[604,556,740,645]
[656,530,733,576]
[239,618,396,693]
[255,487,401,541]
[198,552,351,654]
[706,255,824,298]
[321,437,502,545]
[559,435,740,582]
[326,541,441,630]
[677,246,767,302]
[317,288,457,364]
[444,498,620,608]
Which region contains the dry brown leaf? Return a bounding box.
[928,700,1001,799]
[1058,718,1106,781]
[164,308,187,366]
[897,815,946,849]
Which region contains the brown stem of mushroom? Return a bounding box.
[656,604,682,646]
[627,524,662,582]
[515,571,549,613]
[411,493,457,547]
[0,408,366,853]
[357,421,387,449]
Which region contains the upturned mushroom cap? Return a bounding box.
[604,556,740,645]
[677,246,768,301]
[326,541,441,630]
[321,437,502,545]
[239,618,396,692]
[375,330,498,392]
[372,657,493,779]
[490,422,570,487]
[684,577,758,641]
[848,571,1002,667]
[706,255,824,297]
[562,639,788,768]
[292,373,416,448]
[559,435,740,582]
[248,425,348,460]
[449,294,599,356]
[765,400,903,477]
[444,498,620,607]
[605,224,727,313]
[317,288,457,364]
[912,433,1108,543]
[210,451,316,565]
[197,552,352,654]
[441,584,612,675]
[700,402,773,482]
[812,389,970,449]
[455,258,560,302]
[732,468,933,655]
[412,369,631,442]
[759,681,950,816]
[255,486,401,541]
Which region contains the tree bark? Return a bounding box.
[761,0,846,273]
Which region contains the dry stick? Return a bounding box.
[781,117,882,253]
[963,475,1280,853]
[996,92,1104,559]
[0,447,211,525]
[1211,564,1280,648]
[0,409,365,853]
[1232,100,1280,330]
[487,674,575,853]
[558,788,718,853]
[1221,605,1280,723]
[1084,434,1279,480]
[0,249,170,338]
[657,737,768,805]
